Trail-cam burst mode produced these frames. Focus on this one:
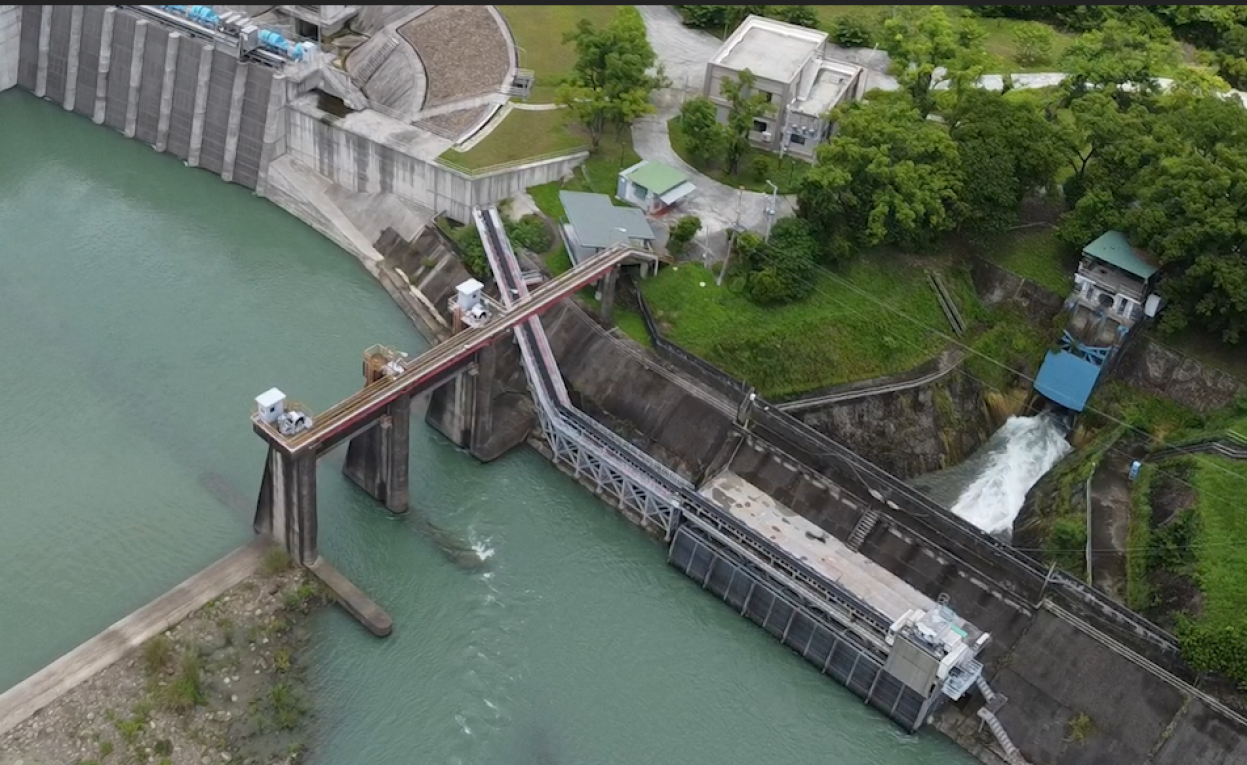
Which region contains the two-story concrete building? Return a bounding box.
[702,15,867,161]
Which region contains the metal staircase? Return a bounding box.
[974,677,1031,765]
[847,509,881,551]
[505,68,535,99]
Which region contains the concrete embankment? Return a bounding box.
[0,537,270,737]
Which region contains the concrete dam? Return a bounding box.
[4,5,1247,765]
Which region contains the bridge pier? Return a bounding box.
[343,396,412,513]
[253,445,318,566]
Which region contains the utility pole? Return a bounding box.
[717,186,745,287]
[763,180,778,243]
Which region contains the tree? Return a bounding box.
[720,69,769,175]
[879,6,989,117]
[797,97,963,261]
[1012,21,1056,66]
[771,6,819,29]
[1059,19,1178,106]
[948,90,1064,240]
[830,15,874,48]
[667,215,702,256]
[556,7,665,147]
[741,216,819,305]
[677,97,725,165]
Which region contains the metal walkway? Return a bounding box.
[473,207,898,650]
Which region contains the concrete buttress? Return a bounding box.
[34,4,50,97]
[62,5,83,112]
[91,7,114,124]
[186,43,214,166]
[154,31,180,152]
[124,19,148,138]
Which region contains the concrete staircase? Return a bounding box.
[349,32,400,87]
[974,677,1031,765]
[847,509,881,551]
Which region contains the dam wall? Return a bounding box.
[0,6,19,92]
[13,5,281,190]
[283,99,589,225]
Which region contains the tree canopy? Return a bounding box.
[556,7,665,147]
[797,96,963,261]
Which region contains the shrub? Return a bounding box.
[667,215,702,255]
[505,214,552,253]
[831,16,874,48]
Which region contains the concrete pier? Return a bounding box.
[91,7,114,124]
[220,63,248,183]
[187,43,214,167]
[343,396,413,514]
[34,4,50,98]
[123,19,148,138]
[62,5,83,112]
[0,538,271,738]
[426,368,477,448]
[154,31,180,152]
[254,446,319,566]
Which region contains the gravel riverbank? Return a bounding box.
[0,551,328,765]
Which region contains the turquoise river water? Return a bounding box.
[0,90,979,765]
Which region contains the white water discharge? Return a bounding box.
[914,415,1072,537]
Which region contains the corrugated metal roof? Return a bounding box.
[560,191,655,249]
[1082,231,1159,281]
[1034,350,1104,413]
[621,160,689,196]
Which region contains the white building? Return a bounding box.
[703,15,867,161]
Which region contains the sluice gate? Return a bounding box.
[475,208,994,735]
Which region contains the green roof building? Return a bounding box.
[1074,231,1162,328]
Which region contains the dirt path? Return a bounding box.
[1089,450,1133,602]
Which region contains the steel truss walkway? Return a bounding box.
[473,207,897,653]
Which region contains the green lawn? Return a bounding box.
[527,131,640,220]
[439,108,588,171]
[1189,455,1247,631]
[639,258,953,398]
[984,227,1076,297]
[667,116,810,194]
[498,6,621,103]
[815,6,1077,75]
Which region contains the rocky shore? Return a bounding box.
[0,550,328,765]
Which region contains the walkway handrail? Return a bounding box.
[776,349,966,413]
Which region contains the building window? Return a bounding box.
[762,91,774,103]
[789,132,806,145]
[752,119,769,134]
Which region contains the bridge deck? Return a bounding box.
[253,244,638,454]
[701,471,937,624]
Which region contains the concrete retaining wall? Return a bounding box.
[0,6,19,92]
[1115,338,1245,414]
[284,100,588,223]
[14,5,280,190]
